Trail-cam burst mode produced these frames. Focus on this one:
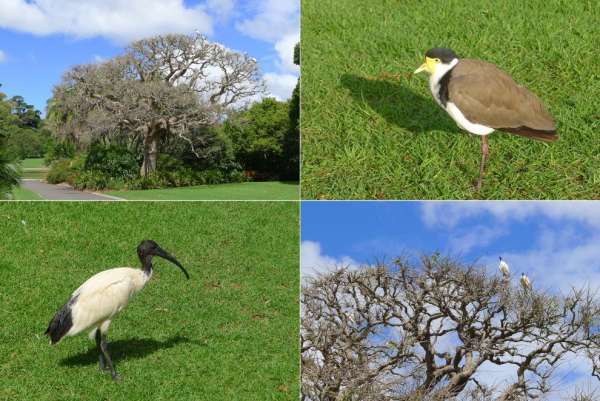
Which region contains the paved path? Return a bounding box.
[21,180,122,201]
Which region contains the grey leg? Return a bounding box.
[95,329,107,370]
[476,136,489,191]
[99,333,119,381]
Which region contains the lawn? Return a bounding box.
[301,0,600,199]
[20,158,48,180]
[107,181,300,200]
[20,158,46,169]
[0,202,299,401]
[10,185,43,200]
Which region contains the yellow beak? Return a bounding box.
[413,57,436,74]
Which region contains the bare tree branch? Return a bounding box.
[301,255,600,401]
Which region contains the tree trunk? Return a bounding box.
[140,125,159,177]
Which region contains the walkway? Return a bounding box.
[21,180,122,201]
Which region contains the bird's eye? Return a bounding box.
[435,58,441,63]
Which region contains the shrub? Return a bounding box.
[46,159,75,184]
[45,140,75,164]
[72,170,128,191]
[84,142,139,180]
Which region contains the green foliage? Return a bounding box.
[5,127,53,159]
[293,43,300,66]
[46,156,84,185]
[223,98,292,179]
[84,142,139,180]
[161,127,242,177]
[45,140,75,164]
[301,0,600,199]
[125,168,245,191]
[8,95,42,129]
[282,79,300,180]
[0,86,21,197]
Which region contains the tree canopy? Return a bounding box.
[49,33,266,176]
[302,254,600,401]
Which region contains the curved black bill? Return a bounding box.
[154,247,190,279]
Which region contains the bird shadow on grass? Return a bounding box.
[60,335,198,367]
[340,73,457,134]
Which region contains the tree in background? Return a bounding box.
[302,254,600,401]
[222,97,291,179]
[0,85,20,197]
[9,95,42,129]
[49,33,265,176]
[281,42,300,180]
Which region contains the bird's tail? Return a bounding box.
[44,296,77,345]
[501,127,558,142]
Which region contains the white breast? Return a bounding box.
[428,59,494,136]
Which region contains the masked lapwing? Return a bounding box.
[414,48,557,190]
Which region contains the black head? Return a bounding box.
[425,48,459,63]
[137,240,190,279]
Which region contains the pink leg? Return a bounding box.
[476,136,489,191]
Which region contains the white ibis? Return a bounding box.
[520,273,532,291]
[44,240,189,380]
[498,256,510,278]
[414,48,557,190]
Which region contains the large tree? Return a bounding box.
[301,255,600,401]
[0,86,20,197]
[49,33,265,176]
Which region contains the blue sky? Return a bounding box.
[301,201,600,399]
[301,201,600,285]
[0,0,299,113]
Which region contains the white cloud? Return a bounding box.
[206,0,235,20]
[301,241,358,278]
[448,224,507,254]
[275,32,300,73]
[235,0,299,43]
[0,50,6,63]
[421,201,600,229]
[235,0,299,100]
[264,72,297,101]
[0,0,213,44]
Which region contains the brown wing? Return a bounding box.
[449,59,557,141]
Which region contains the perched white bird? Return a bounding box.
[520,273,532,291]
[45,240,189,380]
[498,256,510,278]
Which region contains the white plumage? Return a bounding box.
[498,257,510,278]
[67,267,152,340]
[45,240,188,380]
[520,273,532,291]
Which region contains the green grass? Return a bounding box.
[10,185,43,200]
[107,181,300,200]
[301,0,600,199]
[0,202,299,401]
[20,158,48,180]
[20,158,46,169]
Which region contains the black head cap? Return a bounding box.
[138,239,160,257]
[425,48,458,63]
[137,239,190,279]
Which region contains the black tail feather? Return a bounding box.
[45,295,78,344]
